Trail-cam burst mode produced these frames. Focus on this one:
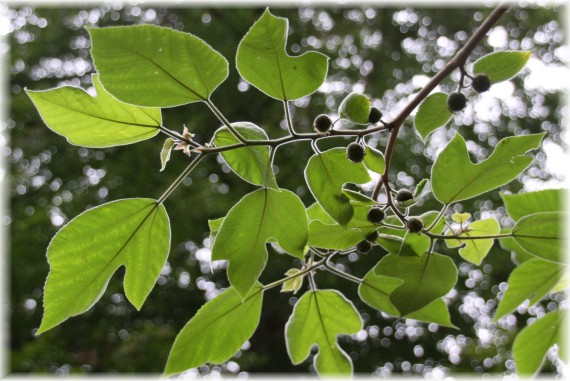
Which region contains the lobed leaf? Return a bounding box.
[37,199,170,334]
[446,218,500,265]
[213,122,277,188]
[89,25,228,107]
[164,283,263,376]
[494,258,565,321]
[285,290,361,376]
[305,148,371,226]
[212,188,308,298]
[511,212,565,263]
[414,92,452,141]
[432,133,544,204]
[26,75,161,147]
[513,309,566,376]
[374,253,457,315]
[473,51,531,83]
[236,8,328,101]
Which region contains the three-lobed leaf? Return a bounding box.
[305,148,371,226]
[414,92,452,141]
[212,188,308,299]
[37,199,170,334]
[26,75,161,147]
[512,309,566,376]
[164,283,263,376]
[511,212,565,263]
[446,218,500,265]
[374,253,458,316]
[494,258,565,321]
[432,132,544,204]
[285,290,361,376]
[213,122,277,188]
[89,25,228,107]
[473,51,531,83]
[236,8,328,101]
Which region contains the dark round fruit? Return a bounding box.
[366,230,379,242]
[346,142,365,163]
[447,92,467,112]
[406,217,424,233]
[356,240,372,254]
[472,74,491,93]
[313,114,333,133]
[396,189,414,203]
[367,207,385,224]
[368,107,383,124]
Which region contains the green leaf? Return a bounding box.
[37,199,170,334]
[363,145,386,174]
[374,253,457,315]
[213,122,277,188]
[446,218,500,265]
[305,148,371,226]
[398,211,446,256]
[212,188,308,298]
[432,133,544,204]
[307,202,336,224]
[502,188,564,221]
[160,138,175,172]
[208,217,224,247]
[414,92,452,140]
[338,92,371,124]
[285,290,361,376]
[236,9,328,101]
[281,268,305,294]
[494,258,565,321]
[376,234,404,254]
[413,178,429,198]
[358,268,456,328]
[342,189,376,205]
[26,75,161,148]
[513,309,566,376]
[308,220,375,250]
[512,212,565,263]
[473,51,531,83]
[88,25,228,107]
[164,283,263,376]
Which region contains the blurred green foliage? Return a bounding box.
[7,3,565,375]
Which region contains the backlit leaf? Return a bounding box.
[512,212,565,263]
[374,253,457,315]
[212,188,308,298]
[305,148,371,226]
[213,122,277,188]
[513,309,566,376]
[502,188,563,221]
[446,218,500,265]
[494,258,565,321]
[285,290,361,376]
[26,75,161,147]
[236,9,328,101]
[164,283,263,376]
[363,145,386,174]
[338,92,371,125]
[473,51,531,83]
[89,25,228,107]
[37,199,170,334]
[160,138,175,172]
[414,92,452,140]
[432,133,544,204]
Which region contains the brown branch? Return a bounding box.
[371,3,509,201]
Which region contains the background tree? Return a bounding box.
[5,2,567,376]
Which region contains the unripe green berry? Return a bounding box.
[313,114,333,133]
[356,240,372,254]
[406,217,424,233]
[346,142,365,163]
[472,74,491,93]
[396,189,414,203]
[367,207,385,224]
[366,230,379,242]
[368,107,383,124]
[447,92,467,112]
